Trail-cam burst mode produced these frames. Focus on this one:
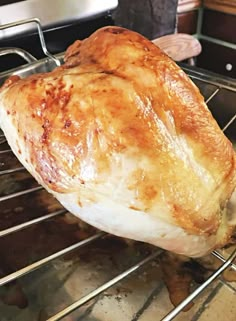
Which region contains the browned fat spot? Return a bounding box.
[42,119,50,129]
[78,200,83,207]
[18,149,22,154]
[64,119,72,128]
[45,86,55,98]
[129,206,141,211]
[31,79,37,85]
[105,27,126,34]
[144,46,150,52]
[143,185,158,200]
[29,78,38,90]
[192,214,219,235]
[102,70,114,75]
[40,98,47,109]
[41,131,49,143]
[7,110,10,115]
[58,80,66,91]
[58,90,71,109]
[64,57,81,68]
[71,50,80,57]
[172,204,218,235]
[1,75,20,90]
[89,57,97,64]
[41,119,51,142]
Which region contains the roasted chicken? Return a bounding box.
[0,26,235,257]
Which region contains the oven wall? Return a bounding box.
[177,0,236,79]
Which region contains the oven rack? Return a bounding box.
[0,25,236,321]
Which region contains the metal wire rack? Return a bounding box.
[0,21,236,321]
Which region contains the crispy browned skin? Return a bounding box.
[1,26,235,243]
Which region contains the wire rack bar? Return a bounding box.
[0,138,6,145]
[0,149,11,154]
[46,249,162,321]
[0,186,43,202]
[0,231,105,287]
[204,87,236,134]
[205,88,220,104]
[161,248,236,321]
[0,166,25,176]
[0,209,67,237]
[212,250,236,272]
[0,18,61,67]
[222,114,236,132]
[183,68,236,93]
[188,74,235,92]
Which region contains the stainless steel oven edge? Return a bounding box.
[0,0,118,40]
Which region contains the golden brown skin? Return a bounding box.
[0,26,235,256]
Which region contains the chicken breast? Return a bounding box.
[0,26,235,257]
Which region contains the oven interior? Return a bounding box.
[0,9,236,321]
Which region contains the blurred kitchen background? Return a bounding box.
[176,0,235,79]
[0,0,235,78]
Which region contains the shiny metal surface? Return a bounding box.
[0,53,64,86]
[222,114,236,132]
[205,88,220,104]
[0,47,37,63]
[212,250,236,273]
[0,232,105,287]
[0,138,6,144]
[0,186,43,202]
[0,166,25,176]
[0,18,61,67]
[0,0,118,39]
[0,209,67,237]
[0,148,11,154]
[161,249,236,321]
[180,64,236,92]
[47,250,163,321]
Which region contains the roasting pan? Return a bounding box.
[0,19,236,321]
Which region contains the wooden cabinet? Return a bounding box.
[204,0,236,15]
[177,0,201,34]
[178,10,199,34]
[177,0,201,13]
